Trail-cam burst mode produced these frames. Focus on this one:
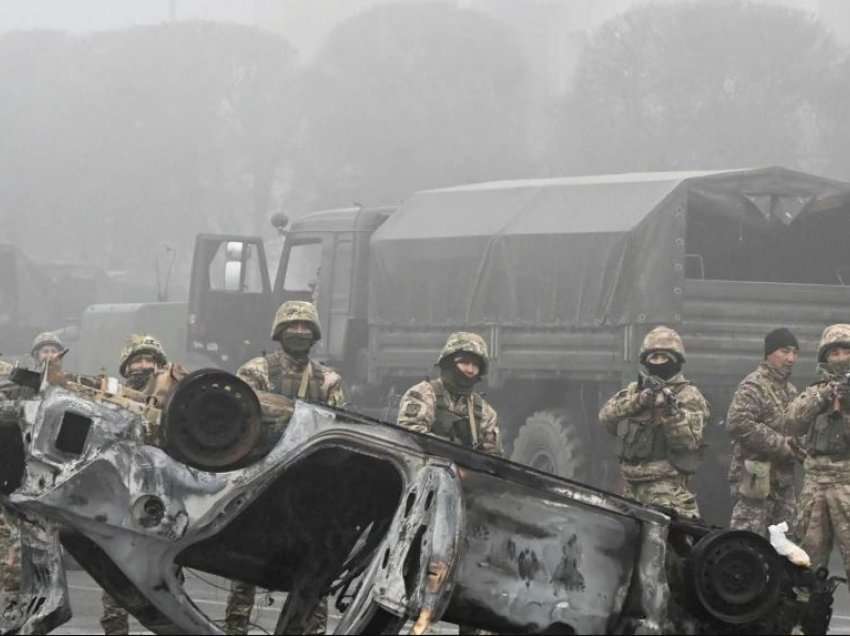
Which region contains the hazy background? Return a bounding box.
[2,0,850,294]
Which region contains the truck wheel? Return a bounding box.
[510,410,590,482]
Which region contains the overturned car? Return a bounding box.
[0,364,840,634]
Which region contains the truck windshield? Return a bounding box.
[281,240,322,300]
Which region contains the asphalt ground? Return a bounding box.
[52,555,850,635]
[53,569,459,635]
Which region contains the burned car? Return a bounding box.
[0,364,840,635]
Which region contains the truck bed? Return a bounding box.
[368,278,850,388]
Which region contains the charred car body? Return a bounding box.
[0,366,839,634]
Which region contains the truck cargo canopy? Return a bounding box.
[370,167,850,328]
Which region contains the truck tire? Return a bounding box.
[510,410,590,482]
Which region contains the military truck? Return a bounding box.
[186,167,850,523]
[0,243,163,372]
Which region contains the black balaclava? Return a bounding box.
[824,355,850,377]
[126,368,155,391]
[643,353,681,381]
[440,356,480,395]
[281,331,314,358]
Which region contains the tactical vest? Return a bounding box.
[616,420,667,464]
[429,380,484,449]
[265,353,325,402]
[615,383,701,474]
[806,411,850,458]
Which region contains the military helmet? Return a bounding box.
[639,326,685,364]
[31,331,64,358]
[119,334,168,377]
[817,324,850,362]
[271,300,321,341]
[437,332,489,375]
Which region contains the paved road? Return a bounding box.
[54,569,458,635]
[52,557,850,635]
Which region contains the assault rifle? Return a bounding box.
[638,371,680,413]
[829,371,850,414]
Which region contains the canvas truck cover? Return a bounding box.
[369,167,850,328]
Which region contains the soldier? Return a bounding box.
[0,360,21,605]
[397,331,502,457]
[225,300,342,636]
[119,334,169,391]
[0,334,61,603]
[99,334,169,635]
[30,331,63,365]
[786,324,850,585]
[727,328,803,536]
[397,332,500,636]
[599,326,709,518]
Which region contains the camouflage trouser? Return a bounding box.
[623,475,700,519]
[100,590,129,635]
[225,580,328,635]
[0,506,21,593]
[730,484,797,538]
[797,479,850,583]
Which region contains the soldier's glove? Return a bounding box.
[637,388,656,409]
[832,381,850,402]
[818,385,836,413]
[783,436,807,463]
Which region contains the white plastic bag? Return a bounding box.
[768,521,811,568]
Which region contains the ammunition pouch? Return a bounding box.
[669,447,702,475]
[431,381,483,450]
[807,412,850,457]
[617,419,666,464]
[738,459,771,500]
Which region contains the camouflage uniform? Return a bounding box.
[0,359,16,399]
[399,333,501,635]
[100,335,169,635]
[599,327,708,518]
[100,591,129,635]
[0,359,22,599]
[226,302,339,635]
[786,324,850,580]
[397,332,502,456]
[0,510,21,601]
[726,362,799,536]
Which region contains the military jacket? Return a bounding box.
[237,350,345,407]
[598,373,708,482]
[397,378,501,456]
[726,362,798,488]
[787,379,850,483]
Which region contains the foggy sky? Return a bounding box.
[3,0,844,60]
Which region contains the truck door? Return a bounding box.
[274,233,354,366]
[188,235,273,370]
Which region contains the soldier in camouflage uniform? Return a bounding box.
[786,324,850,585]
[99,335,169,635]
[225,301,342,635]
[0,336,52,602]
[397,332,502,457]
[398,332,500,636]
[727,328,803,536]
[31,331,63,365]
[599,326,709,518]
[119,334,169,391]
[0,360,21,602]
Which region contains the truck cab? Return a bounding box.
[187,207,394,376]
